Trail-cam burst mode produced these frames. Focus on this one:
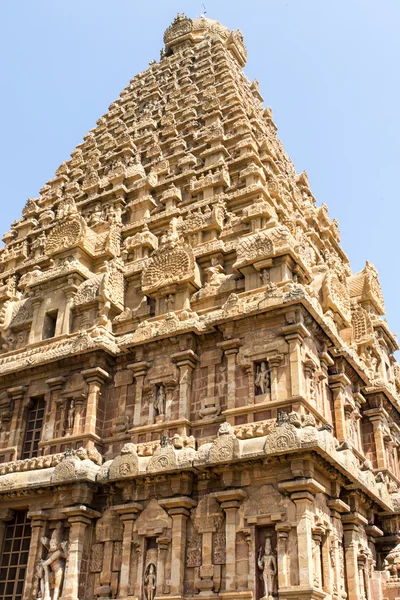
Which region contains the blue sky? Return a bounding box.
[1,0,399,342]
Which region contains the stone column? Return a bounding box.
[171,350,198,422]
[25,510,47,600]
[62,505,101,600]
[364,408,387,470]
[268,354,283,402]
[81,367,110,441]
[312,526,323,589]
[44,377,65,441]
[328,498,350,600]
[7,386,26,449]
[156,536,171,596]
[329,373,352,443]
[319,351,334,421]
[159,497,197,596]
[342,512,368,600]
[128,361,151,428]
[28,296,43,344]
[275,523,291,589]
[113,503,143,599]
[215,489,246,592]
[60,284,78,336]
[281,323,310,398]
[217,339,242,412]
[279,478,324,589]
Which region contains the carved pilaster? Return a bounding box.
[81,367,110,443]
[26,510,48,600]
[171,350,198,422]
[128,361,151,427]
[114,503,143,598]
[281,322,310,398]
[217,339,242,413]
[62,505,101,600]
[215,489,246,592]
[159,497,197,596]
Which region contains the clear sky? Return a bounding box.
[1,0,399,343]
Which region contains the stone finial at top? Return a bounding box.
[163,13,247,66]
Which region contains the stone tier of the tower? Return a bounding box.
[0,14,398,600]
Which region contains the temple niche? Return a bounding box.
[0,11,398,600]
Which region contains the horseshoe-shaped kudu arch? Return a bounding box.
[0,12,398,600]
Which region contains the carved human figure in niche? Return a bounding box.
[165,294,175,312]
[31,232,47,259]
[88,202,104,226]
[144,563,157,600]
[66,399,75,433]
[154,385,166,416]
[261,269,270,286]
[255,362,270,395]
[257,537,277,599]
[35,522,67,600]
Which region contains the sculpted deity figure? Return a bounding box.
[205,261,227,288]
[31,232,47,259]
[144,563,157,600]
[67,399,75,433]
[165,294,175,312]
[261,269,270,286]
[88,202,104,226]
[255,362,270,395]
[257,537,277,599]
[154,385,166,416]
[35,522,67,600]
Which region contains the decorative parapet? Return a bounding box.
[0,330,119,376]
[348,261,385,315]
[0,412,393,512]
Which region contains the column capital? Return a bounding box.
[275,523,291,537]
[7,386,26,400]
[328,372,352,390]
[113,503,143,520]
[45,376,65,391]
[327,498,350,514]
[278,477,324,497]
[128,361,151,377]
[319,351,335,368]
[171,349,199,368]
[217,338,242,354]
[157,535,171,551]
[341,511,368,528]
[159,496,197,516]
[61,504,101,524]
[214,489,246,509]
[81,367,110,385]
[281,322,310,340]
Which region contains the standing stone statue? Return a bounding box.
[257,537,277,599]
[144,563,157,600]
[35,522,67,600]
[154,385,166,416]
[255,362,270,395]
[67,399,75,433]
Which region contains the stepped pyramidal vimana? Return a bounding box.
[1,12,400,600]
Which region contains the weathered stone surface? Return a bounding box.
[0,12,397,600]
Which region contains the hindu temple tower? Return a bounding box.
[0,13,398,600]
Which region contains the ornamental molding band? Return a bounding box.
[0,12,398,600]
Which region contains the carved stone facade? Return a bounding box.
[0,12,399,600]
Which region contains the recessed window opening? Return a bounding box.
[42,310,58,340]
